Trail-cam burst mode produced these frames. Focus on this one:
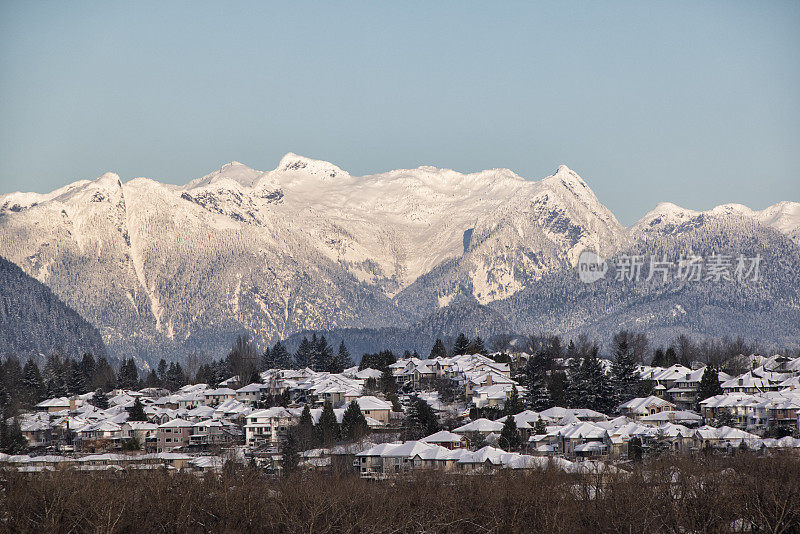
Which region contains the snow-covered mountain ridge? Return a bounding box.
[1,154,798,361]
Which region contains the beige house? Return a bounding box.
[156,419,193,452]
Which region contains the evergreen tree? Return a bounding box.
[21,360,45,406]
[296,404,316,449]
[401,396,439,440]
[577,348,614,414]
[316,400,340,446]
[547,371,568,407]
[452,333,471,356]
[328,341,354,373]
[340,401,369,441]
[380,368,397,395]
[504,385,524,416]
[611,332,641,406]
[271,341,293,369]
[294,337,313,369]
[628,436,643,461]
[143,369,160,389]
[92,357,116,392]
[0,414,27,454]
[118,358,139,390]
[498,415,521,451]
[312,334,333,372]
[128,397,147,421]
[90,389,109,410]
[524,350,553,411]
[386,390,402,412]
[157,359,168,384]
[467,336,488,356]
[651,348,666,367]
[164,362,186,391]
[533,417,547,436]
[429,339,447,359]
[565,350,584,408]
[66,359,87,395]
[281,432,300,475]
[697,366,723,403]
[79,353,96,388]
[259,346,272,372]
[43,354,68,398]
[664,347,678,366]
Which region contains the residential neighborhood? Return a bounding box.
[3,345,800,477]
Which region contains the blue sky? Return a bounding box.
[1,1,798,224]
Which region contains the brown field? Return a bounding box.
[1,454,798,533]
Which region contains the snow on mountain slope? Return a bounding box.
[1,154,795,361]
[633,200,800,244]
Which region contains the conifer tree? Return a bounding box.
[259,346,272,372]
[697,366,723,403]
[340,400,369,441]
[144,369,160,389]
[90,389,109,410]
[296,404,316,449]
[128,397,147,421]
[328,341,354,373]
[401,396,439,440]
[271,341,293,369]
[92,357,116,392]
[467,336,488,356]
[452,333,471,356]
[429,339,447,359]
[316,400,340,446]
[611,332,641,406]
[577,348,614,414]
[0,414,27,454]
[533,417,547,436]
[664,347,678,366]
[313,334,333,372]
[651,348,666,367]
[21,360,45,406]
[499,415,521,451]
[281,433,300,475]
[79,353,96,387]
[294,337,313,369]
[504,385,523,415]
[118,359,139,390]
[157,359,168,384]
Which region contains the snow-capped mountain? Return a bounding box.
[633,200,800,244]
[1,154,798,361]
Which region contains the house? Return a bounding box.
[203,388,237,407]
[156,418,193,452]
[35,397,72,413]
[420,430,468,449]
[244,407,296,447]
[556,422,610,457]
[354,396,393,424]
[618,396,676,419]
[452,418,504,437]
[236,383,266,405]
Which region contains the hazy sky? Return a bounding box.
[1,1,798,225]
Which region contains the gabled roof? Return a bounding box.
[420,430,465,444]
[453,418,504,433]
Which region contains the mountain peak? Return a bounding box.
[185,161,263,190]
[275,152,349,179]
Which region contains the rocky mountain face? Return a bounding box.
[0,255,108,360]
[1,154,798,362]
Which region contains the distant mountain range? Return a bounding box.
[1,154,798,363]
[0,255,108,360]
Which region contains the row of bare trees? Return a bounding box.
[2,453,798,533]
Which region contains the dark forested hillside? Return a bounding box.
[0,255,108,360]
